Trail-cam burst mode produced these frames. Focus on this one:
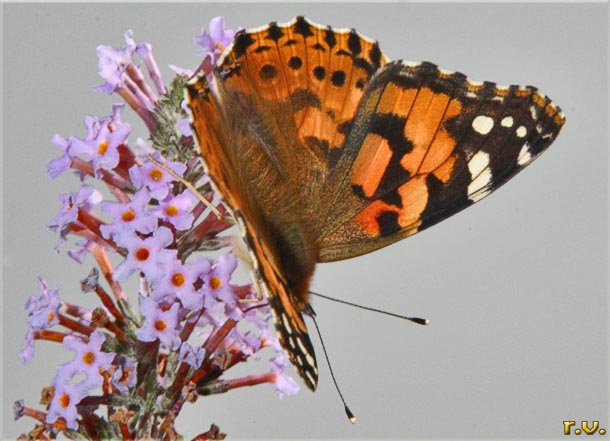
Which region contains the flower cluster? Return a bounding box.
[15,17,298,440]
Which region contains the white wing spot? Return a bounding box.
[296,336,308,356]
[306,353,316,369]
[305,370,316,385]
[281,313,293,333]
[517,143,533,166]
[468,151,492,201]
[501,116,514,127]
[530,105,538,119]
[472,115,494,135]
[516,126,527,138]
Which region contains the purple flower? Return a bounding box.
[94,30,137,95]
[193,17,239,87]
[168,65,194,77]
[24,277,61,330]
[111,356,137,393]
[59,330,115,388]
[45,380,88,430]
[194,17,237,62]
[100,189,157,240]
[68,105,131,178]
[47,185,103,233]
[203,253,238,306]
[67,239,93,264]
[129,155,187,200]
[136,297,180,349]
[18,329,35,364]
[232,329,262,358]
[152,189,197,231]
[179,342,205,368]
[46,134,73,179]
[270,353,299,397]
[113,226,176,284]
[135,42,166,95]
[154,256,210,311]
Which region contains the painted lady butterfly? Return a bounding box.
[185,17,565,391]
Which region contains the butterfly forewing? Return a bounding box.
[187,17,565,392]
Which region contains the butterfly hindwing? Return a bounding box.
[316,60,565,261]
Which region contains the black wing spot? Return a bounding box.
[348,29,362,55]
[266,22,284,41]
[260,64,278,80]
[324,26,337,48]
[377,211,401,237]
[288,56,303,70]
[294,16,314,37]
[232,31,255,59]
[313,66,326,81]
[331,70,346,87]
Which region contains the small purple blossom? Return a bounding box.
[152,189,197,230]
[94,31,159,131]
[46,134,73,179]
[68,105,132,178]
[113,226,176,284]
[59,330,115,388]
[46,380,89,430]
[24,277,61,330]
[18,329,35,364]
[195,17,237,62]
[47,185,103,233]
[100,188,157,240]
[179,342,205,368]
[270,353,300,397]
[111,356,137,393]
[67,239,94,264]
[154,256,210,310]
[129,155,187,200]
[203,253,238,306]
[136,297,180,349]
[135,42,167,95]
[94,30,137,95]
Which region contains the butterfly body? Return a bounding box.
[186,16,564,391]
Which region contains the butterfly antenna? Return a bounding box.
[310,291,429,326]
[305,305,356,424]
[146,154,231,222]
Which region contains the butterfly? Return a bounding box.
[185,16,565,391]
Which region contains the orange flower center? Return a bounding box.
[172,273,185,287]
[59,393,71,409]
[135,248,150,262]
[47,310,55,323]
[210,277,222,290]
[82,351,96,366]
[165,204,179,217]
[155,320,167,331]
[121,209,136,222]
[97,140,109,155]
[149,169,163,181]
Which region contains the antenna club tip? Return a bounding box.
[409,317,430,326]
[344,405,356,424]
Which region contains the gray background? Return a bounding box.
[2,3,608,439]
